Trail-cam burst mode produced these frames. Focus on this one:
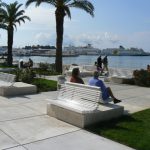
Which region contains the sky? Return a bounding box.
[1,0,150,52]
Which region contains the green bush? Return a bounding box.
[133,69,150,87]
[32,78,57,92]
[36,63,59,76]
[12,68,36,83]
[39,62,49,70]
[20,69,36,83]
[10,67,58,92]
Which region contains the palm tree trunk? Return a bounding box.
[7,26,13,66]
[55,8,65,73]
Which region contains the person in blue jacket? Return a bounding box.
[89,71,121,104]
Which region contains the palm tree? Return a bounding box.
[0,1,30,66]
[26,0,94,73]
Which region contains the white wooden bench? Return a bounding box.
[0,72,16,87]
[47,82,124,128]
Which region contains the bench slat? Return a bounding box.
[58,85,101,102]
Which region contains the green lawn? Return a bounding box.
[32,78,57,92]
[86,109,150,150]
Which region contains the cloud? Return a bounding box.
[34,32,56,45]
[19,6,55,31]
[29,32,122,49]
[62,32,121,49]
[61,32,150,51]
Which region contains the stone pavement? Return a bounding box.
[0,77,149,150]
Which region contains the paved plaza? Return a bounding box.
[0,76,149,150]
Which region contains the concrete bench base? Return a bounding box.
[47,102,124,128]
[0,82,37,96]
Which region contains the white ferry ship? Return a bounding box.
[64,44,101,55]
[101,47,150,56]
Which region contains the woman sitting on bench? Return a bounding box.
[70,68,84,84]
[89,71,121,104]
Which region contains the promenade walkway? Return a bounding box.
[0,76,149,150]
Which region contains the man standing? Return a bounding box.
[97,55,102,69]
[102,55,108,71]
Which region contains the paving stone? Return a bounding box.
[23,100,49,114]
[0,115,79,144]
[0,105,41,122]
[6,94,48,105]
[24,130,135,150]
[0,130,18,149]
[6,146,26,150]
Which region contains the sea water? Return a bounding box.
[13,55,150,70]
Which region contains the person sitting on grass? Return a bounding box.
[70,68,84,84]
[88,71,121,104]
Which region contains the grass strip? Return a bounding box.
[32,78,57,92]
[86,109,150,150]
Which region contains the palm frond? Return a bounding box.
[64,0,72,5]
[15,3,23,13]
[47,0,57,7]
[26,0,41,7]
[15,16,31,25]
[0,23,7,30]
[12,23,17,30]
[26,0,56,7]
[68,0,94,17]
[0,9,8,22]
[64,6,71,19]
[15,10,25,19]
[0,0,7,7]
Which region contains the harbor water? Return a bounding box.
[13,55,150,70]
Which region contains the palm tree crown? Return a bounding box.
[0,1,31,66]
[26,0,94,18]
[0,1,30,30]
[26,0,94,73]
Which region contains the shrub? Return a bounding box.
[133,69,150,87]
[36,63,59,76]
[13,68,22,82]
[12,68,36,83]
[39,62,49,70]
[20,68,36,83]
